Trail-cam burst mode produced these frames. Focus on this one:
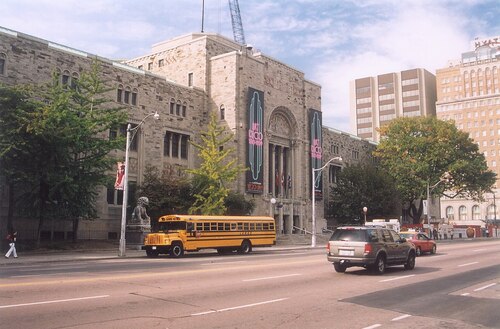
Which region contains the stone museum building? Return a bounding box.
[0,26,376,241]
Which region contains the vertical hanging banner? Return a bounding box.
[246,87,264,194]
[114,162,125,190]
[309,109,323,200]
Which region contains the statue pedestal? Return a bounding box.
[126,224,151,250]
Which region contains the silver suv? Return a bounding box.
[326,226,416,274]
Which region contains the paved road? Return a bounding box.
[1,239,499,329]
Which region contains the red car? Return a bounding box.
[399,231,437,256]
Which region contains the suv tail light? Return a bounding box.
[326,242,330,253]
[364,243,372,255]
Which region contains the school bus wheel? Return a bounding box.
[170,242,184,258]
[238,240,252,254]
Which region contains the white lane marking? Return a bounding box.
[473,249,486,252]
[474,283,497,291]
[0,295,109,309]
[191,298,288,316]
[362,324,381,329]
[242,273,301,282]
[392,314,411,321]
[458,262,479,267]
[379,275,415,282]
[461,293,470,296]
[201,261,246,266]
[13,272,89,278]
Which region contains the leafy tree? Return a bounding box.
[136,165,194,224]
[225,192,255,215]
[186,114,247,215]
[328,164,400,225]
[0,85,39,233]
[0,62,127,244]
[374,117,496,223]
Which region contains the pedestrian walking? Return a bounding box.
[5,231,18,258]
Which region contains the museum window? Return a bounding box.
[0,53,5,75]
[446,206,454,220]
[117,85,123,102]
[176,101,181,116]
[109,123,138,151]
[70,72,79,90]
[220,105,225,120]
[472,205,481,220]
[170,98,175,114]
[188,72,193,87]
[124,87,131,104]
[158,59,164,67]
[61,70,70,86]
[148,62,153,70]
[131,88,138,106]
[182,103,187,117]
[164,131,190,159]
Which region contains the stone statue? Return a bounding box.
[131,196,151,226]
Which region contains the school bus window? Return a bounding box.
[230,223,237,231]
[196,223,203,231]
[263,223,269,230]
[218,222,224,230]
[210,222,217,231]
[203,222,210,231]
[237,222,243,230]
[270,223,275,230]
[243,223,249,230]
[256,223,263,230]
[250,223,255,230]
[225,223,231,231]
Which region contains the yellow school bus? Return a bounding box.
[142,214,276,257]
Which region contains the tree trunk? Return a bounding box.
[72,217,79,243]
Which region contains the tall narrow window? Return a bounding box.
[62,70,70,86]
[0,54,6,75]
[163,132,171,157]
[124,87,131,104]
[172,134,179,157]
[117,85,123,103]
[181,135,189,159]
[131,89,138,106]
[188,72,193,87]
[170,99,175,114]
[220,105,225,120]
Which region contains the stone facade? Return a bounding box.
[0,27,376,240]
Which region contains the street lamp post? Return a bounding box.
[311,156,342,247]
[426,171,452,233]
[363,207,368,225]
[119,111,159,257]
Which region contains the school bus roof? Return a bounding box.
[158,215,275,222]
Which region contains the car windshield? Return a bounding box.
[330,229,366,242]
[399,233,415,239]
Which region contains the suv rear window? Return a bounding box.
[330,229,367,242]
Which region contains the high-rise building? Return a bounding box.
[436,36,500,226]
[351,68,437,142]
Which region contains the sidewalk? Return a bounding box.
[0,244,318,266]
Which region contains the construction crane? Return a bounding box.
[228,0,246,45]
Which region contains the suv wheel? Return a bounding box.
[404,252,416,270]
[333,262,347,273]
[372,255,386,274]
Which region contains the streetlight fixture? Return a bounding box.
[311,156,342,247]
[119,111,160,257]
[363,207,368,225]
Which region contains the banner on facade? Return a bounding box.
[246,87,264,194]
[114,162,125,190]
[309,109,323,200]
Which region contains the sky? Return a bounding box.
[0,0,498,133]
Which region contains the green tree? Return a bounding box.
[186,114,247,215]
[0,62,127,244]
[374,117,496,223]
[328,164,400,225]
[136,165,194,224]
[225,192,255,215]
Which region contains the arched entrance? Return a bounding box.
[267,107,299,235]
